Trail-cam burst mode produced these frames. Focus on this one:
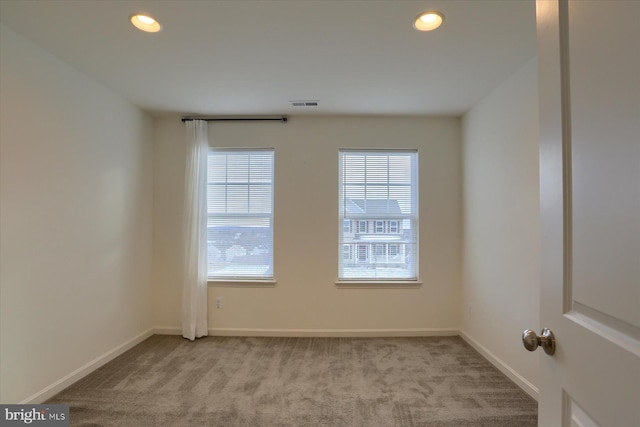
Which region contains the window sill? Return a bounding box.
[335,280,422,289]
[208,279,276,288]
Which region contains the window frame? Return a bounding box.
[337,149,419,283]
[206,148,275,282]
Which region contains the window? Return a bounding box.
[343,245,352,260]
[207,149,274,280]
[338,150,418,280]
[389,244,399,257]
[357,245,369,263]
[343,220,351,233]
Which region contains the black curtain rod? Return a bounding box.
[181,116,287,123]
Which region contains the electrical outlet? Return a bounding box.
[215,297,223,309]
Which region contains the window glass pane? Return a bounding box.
[343,155,364,183]
[249,185,272,214]
[365,156,389,184]
[207,184,226,214]
[388,156,412,184]
[226,185,248,213]
[208,155,227,183]
[339,150,418,280]
[208,149,274,280]
[226,154,249,182]
[249,154,273,182]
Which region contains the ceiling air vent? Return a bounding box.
[290,100,319,107]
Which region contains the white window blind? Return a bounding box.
[207,149,274,279]
[339,150,418,280]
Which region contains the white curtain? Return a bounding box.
[182,120,209,340]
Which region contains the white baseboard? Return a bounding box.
[20,328,154,404]
[154,326,458,338]
[459,330,538,400]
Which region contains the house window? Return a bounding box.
[343,245,352,260]
[389,244,399,257]
[207,149,274,280]
[343,219,351,233]
[338,150,418,280]
[357,245,369,263]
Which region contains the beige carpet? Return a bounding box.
[48,335,537,426]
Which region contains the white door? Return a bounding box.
[536,0,640,426]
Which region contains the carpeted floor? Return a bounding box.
[47,335,537,426]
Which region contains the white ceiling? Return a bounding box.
[0,0,537,117]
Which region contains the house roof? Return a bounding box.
[345,199,403,215]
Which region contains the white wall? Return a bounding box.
[153,115,462,334]
[460,59,539,396]
[0,25,154,403]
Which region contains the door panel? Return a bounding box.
[566,394,599,427]
[536,0,640,426]
[568,1,640,327]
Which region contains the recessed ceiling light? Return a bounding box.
[413,11,444,32]
[130,13,161,33]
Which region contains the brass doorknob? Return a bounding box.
[522,328,556,355]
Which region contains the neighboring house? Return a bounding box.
[342,199,409,267]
